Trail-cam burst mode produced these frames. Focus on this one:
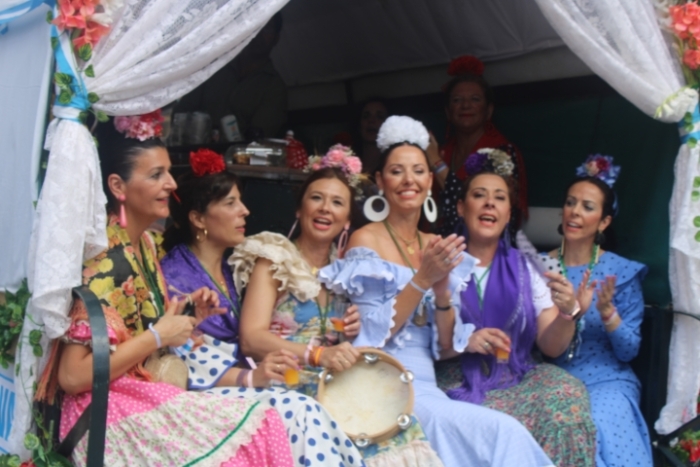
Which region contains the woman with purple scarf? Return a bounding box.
[160,149,367,467]
[435,149,597,466]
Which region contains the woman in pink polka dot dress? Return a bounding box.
[36,116,293,467]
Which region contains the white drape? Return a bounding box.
[11,0,288,456]
[533,0,700,434]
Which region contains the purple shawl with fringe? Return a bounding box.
[448,240,537,404]
[160,244,240,344]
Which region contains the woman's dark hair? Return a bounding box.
[460,171,522,233]
[95,119,167,213]
[375,142,431,175]
[443,73,494,108]
[295,167,359,230]
[162,170,240,251]
[565,177,617,220]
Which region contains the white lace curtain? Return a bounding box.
[11,0,288,455]
[533,0,700,434]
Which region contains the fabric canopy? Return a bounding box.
[271,0,565,86]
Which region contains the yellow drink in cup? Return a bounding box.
[284,368,300,386]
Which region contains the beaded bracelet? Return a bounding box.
[304,339,316,366]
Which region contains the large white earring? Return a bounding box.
[287,219,298,239]
[423,190,437,223]
[363,190,389,222]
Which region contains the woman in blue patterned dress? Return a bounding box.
[320,116,554,467]
[160,149,366,467]
[543,156,652,467]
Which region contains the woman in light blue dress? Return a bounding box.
[542,156,652,467]
[320,116,554,467]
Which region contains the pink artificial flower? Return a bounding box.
[671,3,700,42]
[132,121,156,141]
[311,163,321,171]
[73,20,110,50]
[53,0,87,30]
[324,149,346,165]
[344,156,362,175]
[114,116,132,132]
[684,48,700,70]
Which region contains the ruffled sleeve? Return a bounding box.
[444,254,478,356]
[607,257,648,362]
[228,231,321,302]
[319,247,400,348]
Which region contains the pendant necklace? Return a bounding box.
[384,220,427,327]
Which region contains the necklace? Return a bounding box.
[558,242,600,361]
[294,240,333,340]
[383,220,428,327]
[390,227,420,255]
[187,246,239,316]
[474,265,492,308]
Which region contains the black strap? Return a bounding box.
[56,404,91,458]
[56,286,110,465]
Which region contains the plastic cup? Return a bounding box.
[331,298,349,334]
[284,368,300,386]
[495,331,511,364]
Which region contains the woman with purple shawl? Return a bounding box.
[435,149,597,466]
[160,149,368,467]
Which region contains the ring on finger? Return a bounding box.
[554,291,560,300]
[443,256,451,264]
[276,364,280,371]
[481,341,491,350]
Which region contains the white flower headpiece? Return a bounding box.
[376,116,430,152]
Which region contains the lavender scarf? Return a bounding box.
[448,240,537,404]
[160,244,240,344]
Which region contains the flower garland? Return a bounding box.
[51,0,122,56]
[447,55,485,77]
[665,1,700,86]
[304,144,365,199]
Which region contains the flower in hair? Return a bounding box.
[376,116,430,152]
[447,55,485,77]
[113,110,164,141]
[304,145,366,199]
[464,148,515,177]
[576,154,620,187]
[190,148,226,177]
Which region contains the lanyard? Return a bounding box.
[134,241,165,317]
[474,265,492,308]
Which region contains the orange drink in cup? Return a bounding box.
[284,368,300,386]
[495,331,511,364]
[330,317,345,332]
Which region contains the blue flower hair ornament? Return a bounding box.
[575,154,620,187]
[576,154,620,216]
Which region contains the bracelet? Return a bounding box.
[236,369,248,387]
[409,279,428,295]
[558,300,581,321]
[304,341,314,366]
[246,369,254,388]
[602,309,619,325]
[432,161,448,174]
[312,346,325,367]
[434,301,453,312]
[148,323,162,348]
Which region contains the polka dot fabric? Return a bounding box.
[550,251,652,467]
[171,334,239,390]
[207,386,366,467]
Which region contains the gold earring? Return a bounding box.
[203,228,208,238]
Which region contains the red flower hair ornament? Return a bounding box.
[447,55,485,77]
[190,148,226,177]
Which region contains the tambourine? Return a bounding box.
[316,348,414,447]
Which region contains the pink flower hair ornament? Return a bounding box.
[303,144,367,199]
[113,110,164,141]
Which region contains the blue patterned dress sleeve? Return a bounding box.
[608,263,647,362]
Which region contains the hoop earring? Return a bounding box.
[287,219,299,239]
[196,228,207,241]
[337,224,350,258]
[363,190,389,222]
[557,224,564,236]
[594,230,606,245]
[423,190,437,223]
[117,194,127,228]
